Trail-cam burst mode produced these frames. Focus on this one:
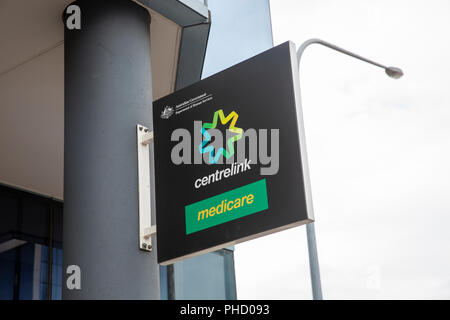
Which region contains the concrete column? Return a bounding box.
[63,0,158,299]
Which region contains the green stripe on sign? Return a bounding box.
[185,179,269,235]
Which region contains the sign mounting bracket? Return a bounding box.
[137,124,156,252]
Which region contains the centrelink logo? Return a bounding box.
[170,108,280,184]
[199,110,243,164]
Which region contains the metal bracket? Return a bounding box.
[137,125,156,251]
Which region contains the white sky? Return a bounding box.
[234,0,450,299]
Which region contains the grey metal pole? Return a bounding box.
[306,223,322,300]
[63,0,159,299]
[296,38,403,300]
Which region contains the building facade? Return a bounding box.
[0,0,272,299]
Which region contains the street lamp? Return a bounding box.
[297,38,403,300]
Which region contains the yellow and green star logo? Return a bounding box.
[199,109,243,164]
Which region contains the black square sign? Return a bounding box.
[153,41,313,265]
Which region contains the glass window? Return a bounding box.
[202,0,273,78]
[0,243,61,300]
[173,249,236,299]
[0,185,62,300]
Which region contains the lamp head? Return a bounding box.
[385,67,403,79]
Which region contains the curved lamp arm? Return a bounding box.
[297,38,404,78]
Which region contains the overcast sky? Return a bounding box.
[234,0,450,299]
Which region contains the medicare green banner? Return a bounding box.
[185,179,269,234]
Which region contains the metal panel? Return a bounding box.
[137,0,208,26]
[175,22,211,90]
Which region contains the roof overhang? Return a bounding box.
[136,0,211,92]
[0,0,211,199]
